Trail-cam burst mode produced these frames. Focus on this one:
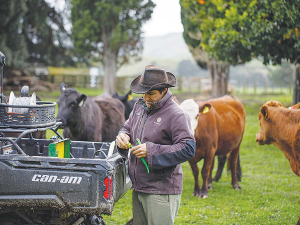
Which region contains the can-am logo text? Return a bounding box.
[32,174,82,184]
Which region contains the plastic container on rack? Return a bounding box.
[0,101,56,128]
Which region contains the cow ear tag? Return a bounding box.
[203,106,209,114]
[265,112,268,119]
[127,94,133,101]
[78,99,84,107]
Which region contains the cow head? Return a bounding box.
[112,90,136,120]
[112,90,133,103]
[179,99,199,132]
[56,83,87,127]
[256,100,283,145]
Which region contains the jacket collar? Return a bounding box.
[137,89,173,112]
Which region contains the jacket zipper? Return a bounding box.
[134,105,150,189]
[140,114,149,140]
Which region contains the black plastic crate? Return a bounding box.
[15,138,115,159]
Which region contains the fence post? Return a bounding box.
[254,79,256,94]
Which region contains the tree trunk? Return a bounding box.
[210,63,217,97]
[218,64,229,96]
[102,32,117,94]
[216,63,223,96]
[224,65,229,94]
[293,64,300,104]
[210,61,229,97]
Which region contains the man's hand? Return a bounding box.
[116,133,130,149]
[130,143,147,158]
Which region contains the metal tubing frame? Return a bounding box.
[0,65,3,104]
[0,122,63,155]
[0,101,56,108]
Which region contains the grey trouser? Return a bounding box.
[132,190,181,225]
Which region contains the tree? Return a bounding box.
[71,0,155,94]
[22,0,76,67]
[0,0,76,68]
[181,0,300,100]
[0,1,28,68]
[180,0,230,97]
[197,0,300,66]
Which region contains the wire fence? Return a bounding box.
[38,74,293,95]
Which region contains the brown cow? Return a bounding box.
[256,100,300,176]
[191,95,246,198]
[175,97,243,181]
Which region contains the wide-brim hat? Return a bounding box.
[130,65,176,94]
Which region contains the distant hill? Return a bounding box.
[117,32,209,77]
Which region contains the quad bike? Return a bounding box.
[0,51,131,225]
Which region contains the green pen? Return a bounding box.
[127,139,150,174]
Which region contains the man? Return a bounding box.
[116,65,196,225]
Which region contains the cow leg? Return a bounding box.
[214,154,242,182]
[200,155,214,198]
[208,157,214,189]
[229,147,241,190]
[236,154,242,182]
[213,155,226,182]
[188,159,201,197]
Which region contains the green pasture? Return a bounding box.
[40,89,299,224]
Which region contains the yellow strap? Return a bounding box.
[57,141,65,158]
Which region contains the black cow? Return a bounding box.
[112,90,137,120]
[56,83,125,142]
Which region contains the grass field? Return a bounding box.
[39,89,299,225]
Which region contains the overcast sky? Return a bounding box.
[47,0,183,37]
[142,0,183,37]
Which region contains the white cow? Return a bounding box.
[178,99,199,133]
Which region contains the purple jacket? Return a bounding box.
[118,90,196,194]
